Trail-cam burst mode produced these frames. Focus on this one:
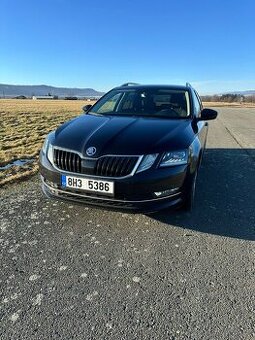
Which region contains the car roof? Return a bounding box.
[114,84,190,91]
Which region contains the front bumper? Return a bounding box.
[39,151,188,213]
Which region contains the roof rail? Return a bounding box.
[186,82,192,88]
[121,82,140,87]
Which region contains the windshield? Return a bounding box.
[90,88,190,119]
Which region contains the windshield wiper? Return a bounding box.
[88,112,104,116]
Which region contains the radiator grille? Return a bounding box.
[53,148,139,177]
[95,156,139,177]
[54,149,81,173]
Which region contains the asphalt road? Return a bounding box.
[1,108,254,340]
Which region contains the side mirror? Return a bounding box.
[82,104,92,113]
[199,108,218,121]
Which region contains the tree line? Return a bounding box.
[201,94,255,103]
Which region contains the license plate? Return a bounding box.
[61,175,114,195]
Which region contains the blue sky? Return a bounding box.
[0,0,255,94]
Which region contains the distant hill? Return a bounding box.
[0,84,105,98]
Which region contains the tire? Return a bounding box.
[182,170,198,212]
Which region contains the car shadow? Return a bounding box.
[150,148,255,241]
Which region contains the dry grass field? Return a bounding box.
[203,101,255,108]
[0,99,95,186]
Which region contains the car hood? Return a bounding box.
[54,114,195,156]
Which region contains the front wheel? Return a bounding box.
[182,170,198,211]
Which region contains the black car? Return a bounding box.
[39,83,217,213]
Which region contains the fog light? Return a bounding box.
[154,188,179,197]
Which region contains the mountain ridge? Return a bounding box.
[0,83,105,98]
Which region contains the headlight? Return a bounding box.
[42,132,55,164]
[42,137,49,154]
[47,144,54,164]
[159,150,188,167]
[136,154,158,173]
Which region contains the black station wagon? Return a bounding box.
[39,83,217,212]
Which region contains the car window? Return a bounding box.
[192,90,202,116]
[96,92,123,114]
[91,89,191,119]
[152,91,189,117]
[195,90,203,110]
[117,91,136,112]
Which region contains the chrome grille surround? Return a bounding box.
[52,147,143,179]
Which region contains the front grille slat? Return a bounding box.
[54,149,81,173]
[67,152,70,171]
[110,157,120,177]
[53,148,138,177]
[72,153,76,172]
[53,148,57,166]
[120,158,131,176]
[105,157,115,176]
[67,152,70,172]
[57,150,60,168]
[60,151,63,169]
[114,157,126,176]
[95,156,138,177]
[69,152,72,172]
[63,151,67,170]
[76,154,80,173]
[127,158,137,174]
[57,149,60,168]
[66,152,70,171]
[54,149,58,167]
[94,157,101,175]
[100,156,109,176]
[59,150,63,169]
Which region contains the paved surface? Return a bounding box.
[0,108,254,340]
